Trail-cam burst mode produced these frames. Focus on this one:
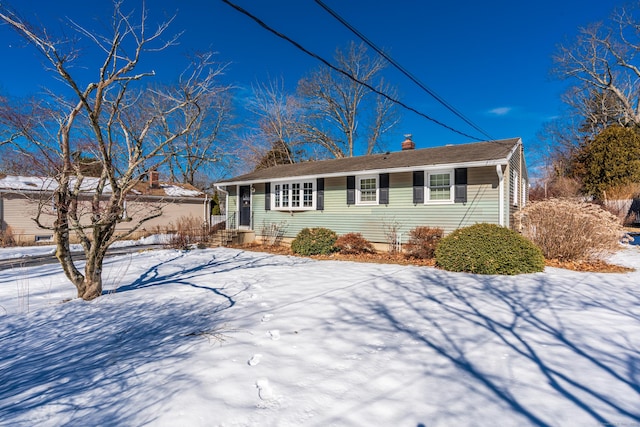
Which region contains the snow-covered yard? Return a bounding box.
[0,244,638,426]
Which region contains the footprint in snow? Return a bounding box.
[268,330,280,341]
[261,313,273,322]
[256,378,274,400]
[248,354,262,366]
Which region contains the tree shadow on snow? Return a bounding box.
[336,268,640,426]
[0,248,308,426]
[0,296,224,426]
[108,249,306,308]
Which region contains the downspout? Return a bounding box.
[496,164,504,227]
[0,194,4,230]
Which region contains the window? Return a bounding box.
[303,182,313,207]
[272,180,315,210]
[427,171,453,203]
[357,175,378,205]
[291,183,300,207]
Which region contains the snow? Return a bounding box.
[0,234,170,261]
[0,244,639,426]
[0,175,112,193]
[160,184,203,197]
[0,175,203,197]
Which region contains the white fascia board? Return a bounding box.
[216,158,510,187]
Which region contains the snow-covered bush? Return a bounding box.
[513,199,627,261]
[335,233,375,255]
[435,223,544,275]
[404,226,443,259]
[291,227,337,255]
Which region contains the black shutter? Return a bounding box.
[454,168,468,203]
[346,175,355,205]
[264,182,271,210]
[316,178,324,210]
[413,171,424,204]
[379,173,389,205]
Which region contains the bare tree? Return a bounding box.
[297,41,399,158]
[553,5,640,129]
[242,78,307,170]
[0,2,223,300]
[539,3,640,192]
[158,57,234,186]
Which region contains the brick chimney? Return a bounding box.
[149,170,160,189]
[401,134,415,151]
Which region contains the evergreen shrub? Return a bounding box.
[335,232,375,255]
[404,226,443,259]
[435,223,544,275]
[291,227,338,255]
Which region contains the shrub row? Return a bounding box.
[288,199,627,274]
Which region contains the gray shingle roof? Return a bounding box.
[217,138,520,185]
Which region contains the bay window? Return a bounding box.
[272,180,315,210]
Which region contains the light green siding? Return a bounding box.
[228,166,502,244]
[506,143,527,229]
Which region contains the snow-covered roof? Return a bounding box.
[0,174,204,198]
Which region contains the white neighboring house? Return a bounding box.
[0,173,216,243]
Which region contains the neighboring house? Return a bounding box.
[214,136,529,246]
[0,172,215,243]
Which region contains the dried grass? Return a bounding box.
[0,226,16,247]
[514,199,627,262]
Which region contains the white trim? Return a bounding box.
[356,175,379,206]
[496,164,504,226]
[512,170,519,206]
[425,169,454,204]
[271,179,316,211]
[214,185,229,227]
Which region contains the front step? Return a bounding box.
[210,229,238,247]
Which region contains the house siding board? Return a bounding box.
[121,200,203,233]
[1,191,205,242]
[507,144,525,229]
[1,194,46,241]
[253,168,501,243]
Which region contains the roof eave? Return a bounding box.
[214,157,510,187]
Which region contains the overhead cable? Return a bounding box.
[221,0,484,141]
[314,0,494,141]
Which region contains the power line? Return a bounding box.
[314,0,494,141]
[221,0,484,142]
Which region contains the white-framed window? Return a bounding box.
[357,175,378,205]
[426,170,453,203]
[272,180,315,210]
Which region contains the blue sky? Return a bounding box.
[0,0,626,176]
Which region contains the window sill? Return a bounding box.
[424,200,454,205]
[272,207,315,212]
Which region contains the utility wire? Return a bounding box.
[221,0,484,141]
[314,0,494,141]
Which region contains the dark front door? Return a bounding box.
[239,185,251,227]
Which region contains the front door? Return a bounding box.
[239,185,251,227]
